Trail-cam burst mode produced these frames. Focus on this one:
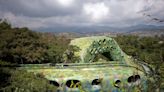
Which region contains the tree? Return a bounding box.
[63,45,80,63]
[42,33,71,63]
[0,20,48,64]
[0,69,57,92]
[0,19,11,31]
[114,35,164,90]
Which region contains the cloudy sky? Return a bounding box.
[0,0,164,31]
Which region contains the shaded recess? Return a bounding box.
[92,79,101,85]
[66,80,81,88]
[49,80,60,87]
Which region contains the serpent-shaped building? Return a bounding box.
[20,36,155,92]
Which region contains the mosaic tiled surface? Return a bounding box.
[19,36,154,92]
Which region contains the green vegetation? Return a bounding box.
[0,20,70,91]
[114,35,164,88]
[0,67,56,92]
[0,19,164,91]
[42,33,70,63]
[0,20,70,64]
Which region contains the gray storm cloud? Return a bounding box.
[0,0,163,30]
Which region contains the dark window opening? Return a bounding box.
[93,52,114,62]
[63,64,69,67]
[102,52,114,61]
[114,80,121,88]
[90,49,93,53]
[92,79,101,85]
[115,80,121,84]
[127,75,141,83]
[103,39,106,42]
[127,76,135,83]
[49,80,60,87]
[135,75,140,80]
[66,80,81,88]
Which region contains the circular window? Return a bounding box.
[66,80,81,88]
[49,80,60,87]
[127,76,135,83]
[135,75,140,80]
[92,79,101,85]
[127,75,141,83]
[114,80,121,88]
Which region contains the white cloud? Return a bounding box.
[56,0,74,7]
[0,11,80,29]
[83,2,109,22]
[0,0,164,30]
[1,12,46,29]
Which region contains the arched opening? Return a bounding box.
[127,75,141,83]
[49,80,60,87]
[127,76,135,83]
[135,75,140,80]
[66,80,81,88]
[102,52,114,61]
[103,39,106,42]
[114,80,121,88]
[93,52,114,62]
[92,79,101,85]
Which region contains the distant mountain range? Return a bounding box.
[37,24,164,36]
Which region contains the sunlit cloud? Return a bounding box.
[56,0,74,7]
[83,2,109,22]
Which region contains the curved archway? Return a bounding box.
[70,36,126,63]
[66,80,81,88]
[49,80,60,87]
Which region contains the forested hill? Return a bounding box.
[0,20,71,64]
[0,20,71,91]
